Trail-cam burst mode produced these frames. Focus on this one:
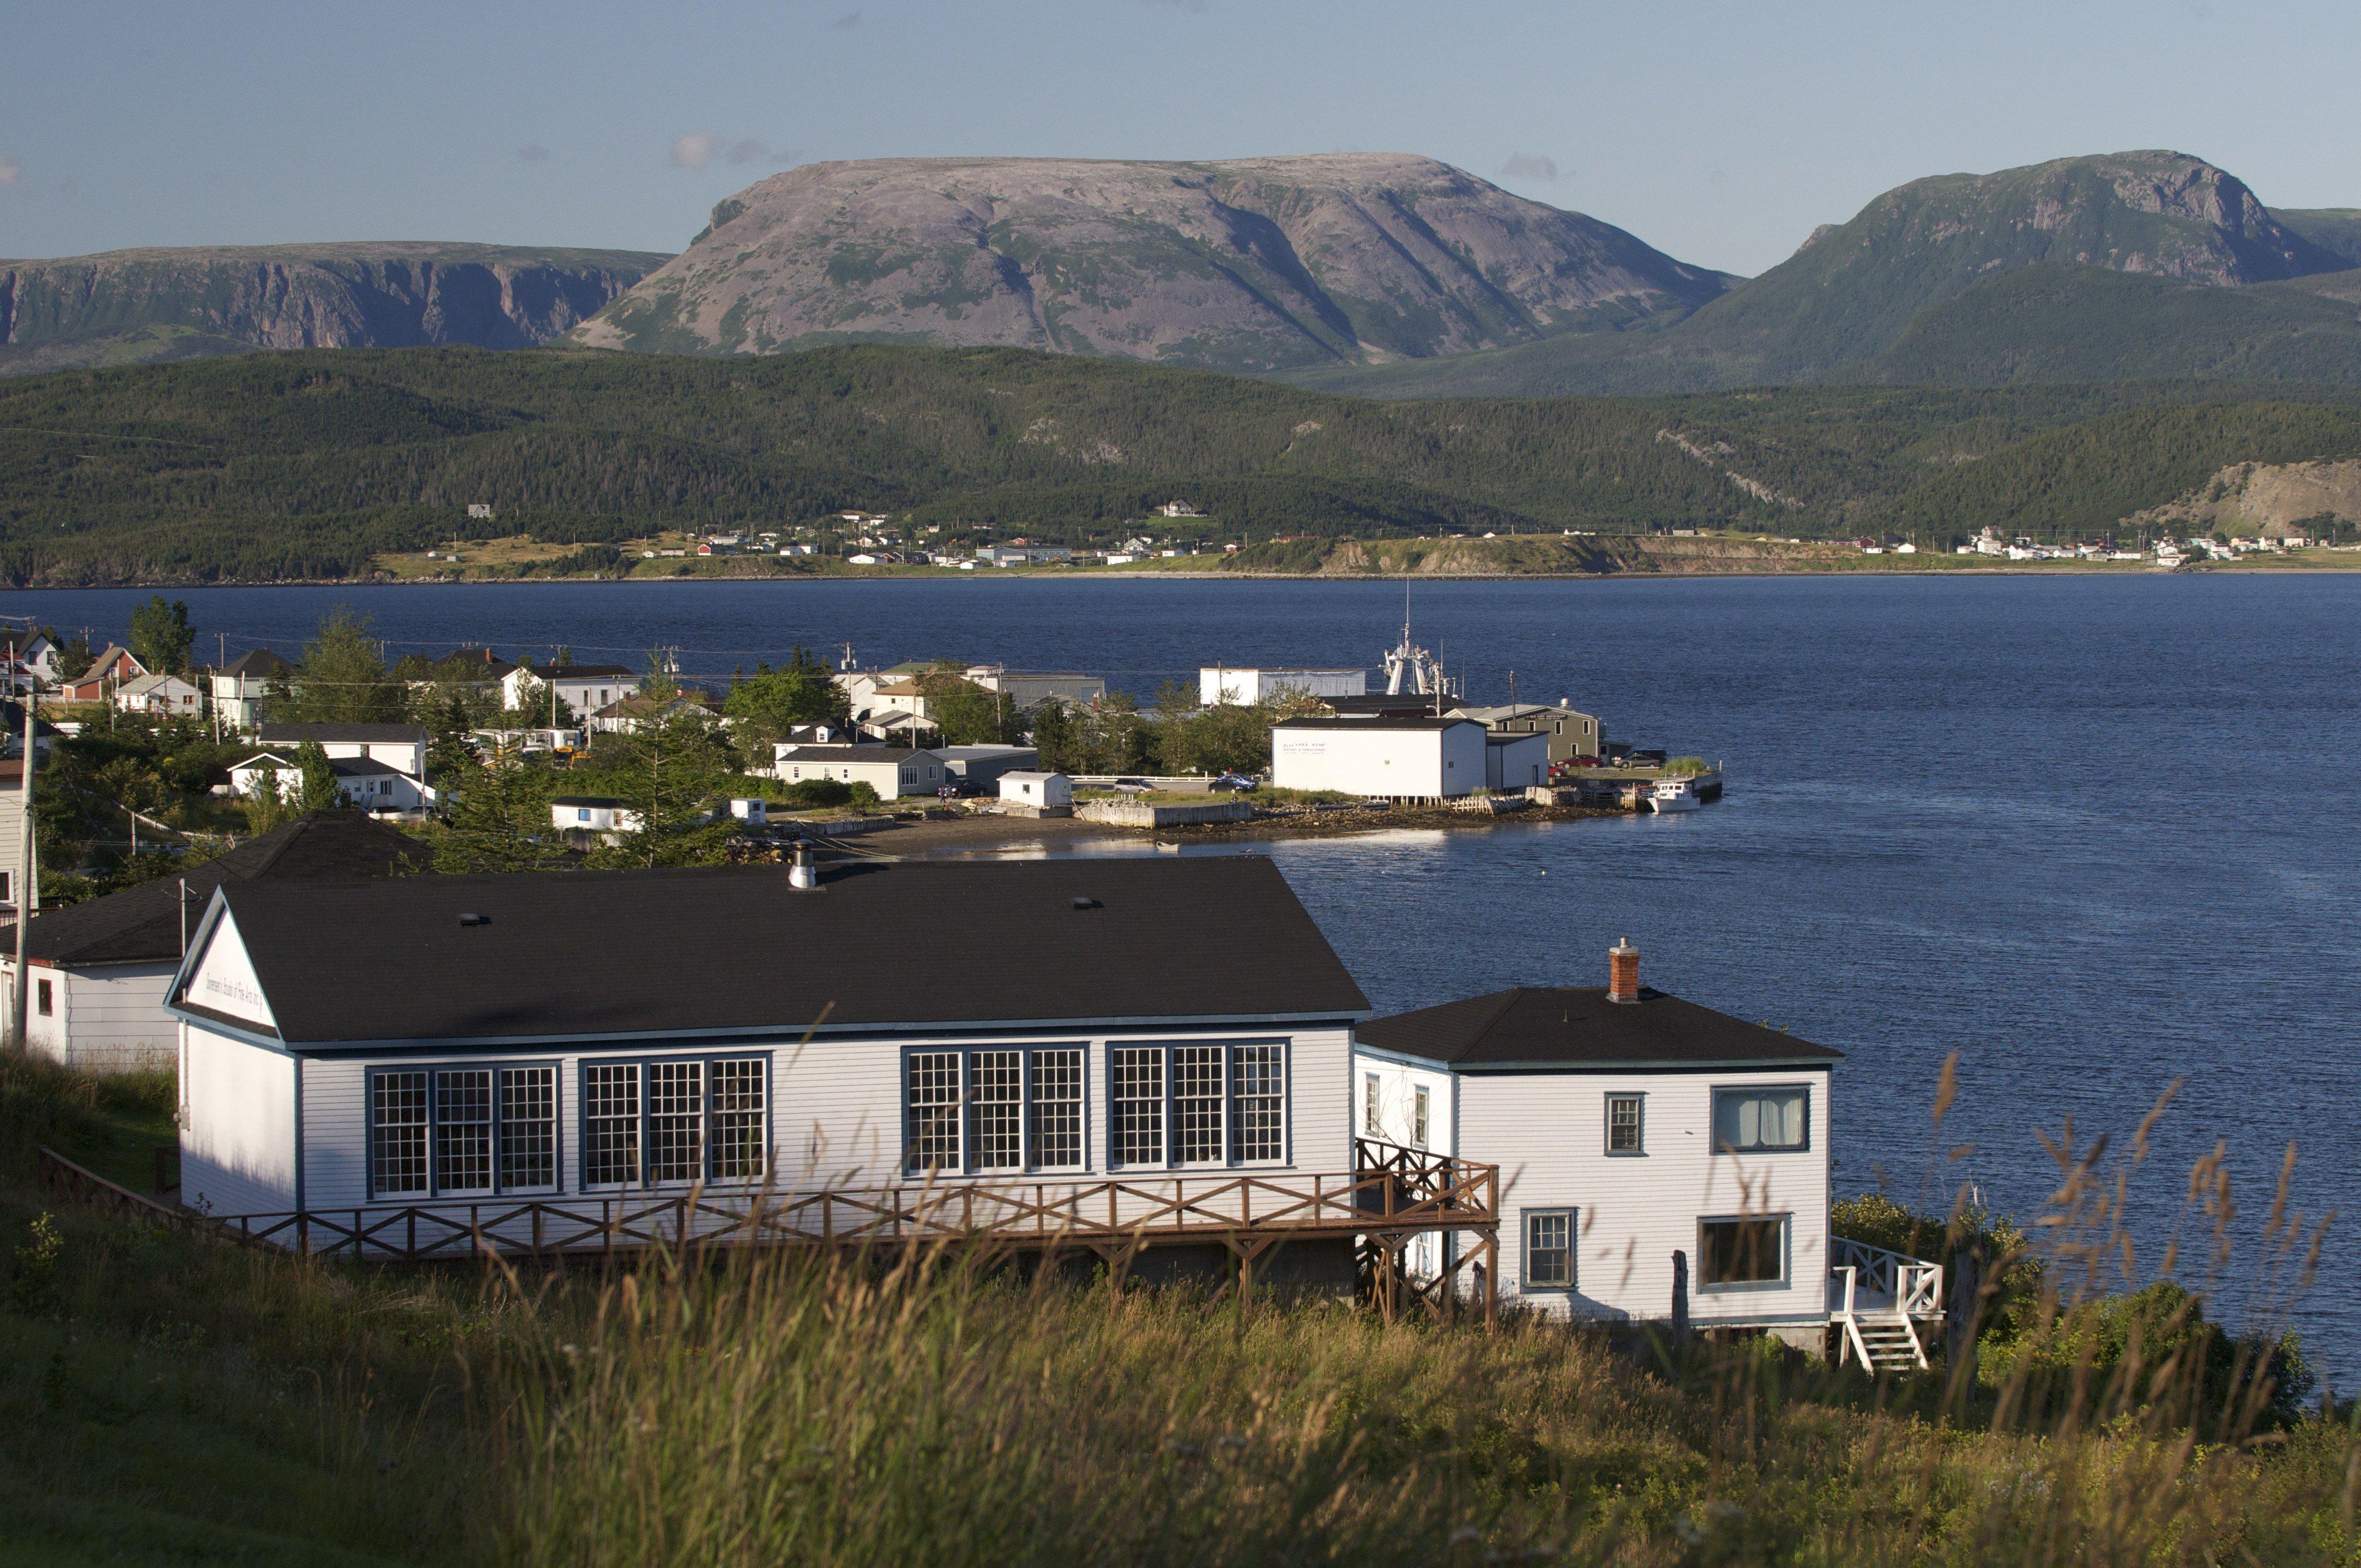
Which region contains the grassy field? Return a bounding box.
[3,1052,2354,1567]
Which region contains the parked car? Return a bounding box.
[1211,772,1258,792]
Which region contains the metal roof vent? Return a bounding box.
[1071,896,1100,910]
[458,912,489,927]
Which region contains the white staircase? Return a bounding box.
[1829,1239,1944,1373]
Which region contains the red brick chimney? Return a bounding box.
[1608,938,1640,1003]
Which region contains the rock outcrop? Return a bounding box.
[570,154,1731,372]
[2126,459,2361,537]
[0,243,671,374]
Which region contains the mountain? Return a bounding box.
[567,154,1731,373]
[4,344,2359,583]
[1286,151,2361,398]
[0,243,672,375]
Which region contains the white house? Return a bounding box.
[254,724,428,779]
[1269,716,1487,800]
[1200,667,1368,706]
[209,649,295,731]
[1353,942,1840,1346]
[230,753,431,814]
[499,664,637,717]
[773,744,946,798]
[112,672,205,715]
[550,796,642,843]
[2,812,421,1074]
[163,858,1374,1284]
[0,629,63,695]
[998,771,1074,808]
[1484,731,1552,791]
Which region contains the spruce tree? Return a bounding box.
[433,745,565,874]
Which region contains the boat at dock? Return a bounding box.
[1645,777,1702,813]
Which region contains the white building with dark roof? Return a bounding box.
[772,744,945,798]
[162,859,1407,1286]
[1269,716,1487,800]
[1353,941,1876,1354]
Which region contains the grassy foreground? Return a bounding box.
[3,1053,2357,1567]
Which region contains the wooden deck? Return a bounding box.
[39,1139,1499,1320]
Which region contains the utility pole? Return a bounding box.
[11,668,36,1051]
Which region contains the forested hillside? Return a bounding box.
[3,345,2360,582]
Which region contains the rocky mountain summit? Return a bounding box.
[1294,151,2361,398]
[569,154,1731,372]
[0,243,670,375]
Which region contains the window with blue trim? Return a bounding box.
[368,1063,558,1199]
[579,1056,769,1189]
[1104,1042,1287,1170]
[904,1047,1087,1176]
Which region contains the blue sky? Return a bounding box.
[3,0,2357,277]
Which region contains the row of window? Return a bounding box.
[1522,1210,1790,1292]
[366,1042,1294,1199]
[906,1043,1285,1175]
[1362,1080,1811,1157]
[369,1058,766,1199]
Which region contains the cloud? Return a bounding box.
[831,8,862,26]
[671,131,721,169]
[517,144,553,164]
[1498,153,1562,183]
[726,139,772,166]
[0,156,19,187]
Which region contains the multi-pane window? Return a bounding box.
[1525,1208,1574,1289]
[970,1051,1024,1172]
[1174,1046,1225,1164]
[583,1058,768,1188]
[1029,1049,1084,1169]
[1701,1216,1788,1288]
[1109,1043,1288,1170]
[433,1069,494,1194]
[371,1071,431,1196]
[1233,1046,1285,1163]
[906,1052,963,1174]
[709,1059,767,1180]
[1412,1086,1430,1150]
[1712,1088,1808,1153]
[499,1067,558,1189]
[648,1061,706,1183]
[1606,1093,1645,1155]
[1112,1048,1165,1167]
[369,1065,556,1199]
[907,1047,1090,1175]
[584,1063,641,1188]
[1363,1072,1381,1137]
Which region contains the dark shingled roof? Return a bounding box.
[255,723,425,745]
[778,745,933,763]
[11,812,426,967]
[194,857,1368,1047]
[220,648,295,678]
[1357,987,1843,1070]
[1272,716,1481,732]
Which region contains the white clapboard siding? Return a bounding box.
[1458,1066,1832,1325]
[1352,1053,1456,1154]
[54,965,179,1073]
[277,1023,1356,1221]
[182,1029,298,1216]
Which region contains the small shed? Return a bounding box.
[999,771,1073,808]
[727,797,770,826]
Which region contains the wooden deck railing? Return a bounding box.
[40,1140,1497,1270]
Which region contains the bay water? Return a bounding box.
[15,574,2358,1378]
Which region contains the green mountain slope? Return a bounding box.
[3,345,2359,582]
[2274,208,2361,268]
[0,243,672,375]
[1284,151,2360,399]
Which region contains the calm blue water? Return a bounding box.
[15,575,2360,1375]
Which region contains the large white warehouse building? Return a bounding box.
[1200,667,1368,706]
[1270,716,1487,800]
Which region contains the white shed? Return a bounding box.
[1269,716,1487,800]
[773,745,945,799]
[1484,731,1552,791]
[1200,667,1368,706]
[998,771,1073,807]
[1353,943,1841,1347]
[727,797,769,825]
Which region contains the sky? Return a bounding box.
[3,0,2358,279]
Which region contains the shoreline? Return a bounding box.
[813,802,1625,859]
[6,563,2358,592]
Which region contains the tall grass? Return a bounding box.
[6,1053,2359,1565]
